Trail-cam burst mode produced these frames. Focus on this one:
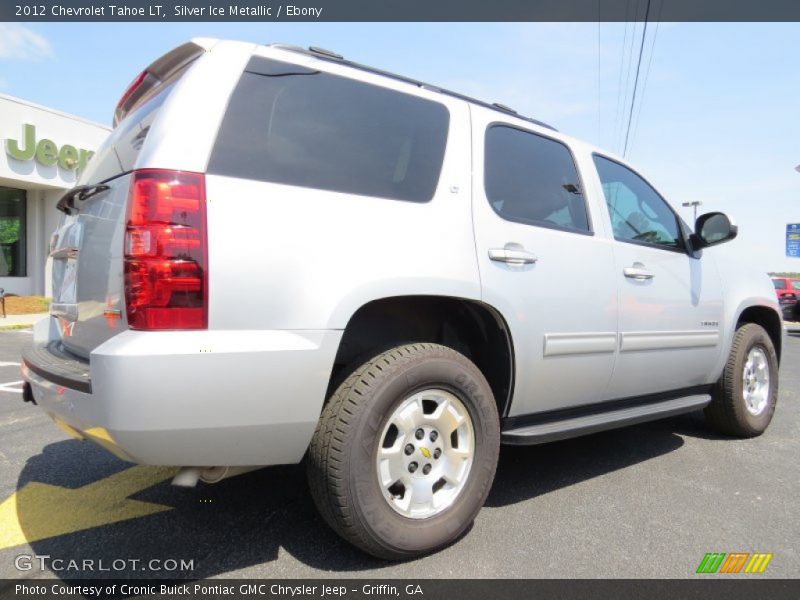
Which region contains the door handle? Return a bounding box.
[623,263,655,280]
[488,244,538,266]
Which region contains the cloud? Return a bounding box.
[0,24,52,60]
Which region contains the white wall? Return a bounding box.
[0,94,110,189]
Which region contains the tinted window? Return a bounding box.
[484,126,589,232]
[81,80,175,186]
[593,156,682,250]
[208,57,450,203]
[773,280,786,289]
[0,187,26,277]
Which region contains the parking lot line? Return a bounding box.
[0,381,23,394]
[0,465,177,550]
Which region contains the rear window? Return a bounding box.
[78,82,175,186]
[208,57,450,203]
[484,125,590,233]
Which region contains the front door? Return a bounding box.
[591,155,724,399]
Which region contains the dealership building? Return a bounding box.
[0,93,110,296]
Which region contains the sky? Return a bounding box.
[1,21,798,272]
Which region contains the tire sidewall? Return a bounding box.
[346,351,499,557]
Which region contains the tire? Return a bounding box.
[704,323,779,437]
[307,343,500,560]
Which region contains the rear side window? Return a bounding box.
[208,57,450,203]
[484,125,590,233]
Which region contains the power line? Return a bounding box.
[627,0,662,156]
[596,0,601,145]
[611,4,631,149]
[612,6,631,152]
[622,0,652,158]
[615,3,638,154]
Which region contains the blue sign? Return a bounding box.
[787,224,800,257]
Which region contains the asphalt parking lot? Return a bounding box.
[0,328,797,580]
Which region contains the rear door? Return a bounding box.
[591,154,724,398]
[471,112,618,416]
[49,84,175,358]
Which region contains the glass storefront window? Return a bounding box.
[0,187,27,277]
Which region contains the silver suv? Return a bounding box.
[22,39,781,559]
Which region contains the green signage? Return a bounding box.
[5,123,94,172]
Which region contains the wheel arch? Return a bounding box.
[328,295,516,420]
[736,304,782,365]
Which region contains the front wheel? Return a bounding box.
[705,323,779,437]
[306,343,500,560]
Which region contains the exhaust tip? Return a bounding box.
[171,467,202,488]
[171,465,264,487]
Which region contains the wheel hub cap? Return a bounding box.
[376,389,474,519]
[742,346,770,416]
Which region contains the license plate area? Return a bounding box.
[49,218,83,321]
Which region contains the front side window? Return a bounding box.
[484,125,590,233]
[773,279,786,289]
[0,187,26,277]
[209,57,450,203]
[593,155,682,250]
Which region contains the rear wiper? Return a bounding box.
[56,184,110,215]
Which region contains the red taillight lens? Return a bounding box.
[124,170,208,330]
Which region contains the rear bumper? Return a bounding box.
[21,322,342,466]
[22,341,91,393]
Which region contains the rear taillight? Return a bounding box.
[124,170,208,330]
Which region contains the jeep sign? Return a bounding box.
[5,123,94,171]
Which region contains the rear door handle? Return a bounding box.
[623,263,655,280]
[488,244,538,266]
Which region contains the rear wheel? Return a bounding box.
[307,343,500,560]
[705,323,778,437]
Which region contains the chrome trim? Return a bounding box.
[50,303,79,321]
[50,247,80,260]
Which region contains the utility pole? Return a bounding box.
[682,200,702,222]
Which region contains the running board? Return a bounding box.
[501,394,711,445]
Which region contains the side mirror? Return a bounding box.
[691,212,738,251]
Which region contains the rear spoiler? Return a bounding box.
[112,38,218,127]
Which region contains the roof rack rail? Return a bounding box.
[268,43,557,132]
[308,46,343,60]
[492,103,517,115]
